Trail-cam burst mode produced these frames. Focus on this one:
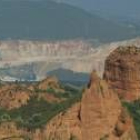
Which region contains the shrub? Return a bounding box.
[100,134,109,140]
[70,135,77,140]
[0,113,11,121]
[123,101,140,139]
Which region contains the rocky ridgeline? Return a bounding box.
[43,71,137,140]
[0,45,140,139]
[0,71,137,140]
[0,76,64,110]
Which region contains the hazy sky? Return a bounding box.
[64,0,140,19]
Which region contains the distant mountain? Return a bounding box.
[62,0,140,23]
[47,68,89,83]
[0,0,139,42]
[61,0,140,36]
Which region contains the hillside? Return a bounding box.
[62,0,140,23]
[0,0,138,42]
[0,46,139,139]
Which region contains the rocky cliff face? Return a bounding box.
[0,40,94,80]
[43,71,138,140]
[0,38,140,81]
[0,44,139,139]
[0,76,64,110]
[0,71,137,140]
[104,45,140,101]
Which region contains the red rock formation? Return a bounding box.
[0,70,137,139]
[43,71,138,140]
[0,77,65,110]
[81,71,121,140]
[44,103,82,140]
[37,76,59,90]
[37,76,64,93]
[0,84,32,110]
[104,45,140,101]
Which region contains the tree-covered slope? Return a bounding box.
[0,0,138,42]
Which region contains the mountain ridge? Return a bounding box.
[0,0,138,42]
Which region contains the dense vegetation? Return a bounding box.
[0,83,82,130]
[123,100,140,139]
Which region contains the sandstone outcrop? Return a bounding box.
[0,71,137,140]
[0,77,64,110]
[0,84,32,110]
[104,45,140,101]
[37,76,61,91]
[36,76,65,102]
[43,71,138,140]
[81,71,121,140]
[0,42,139,140]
